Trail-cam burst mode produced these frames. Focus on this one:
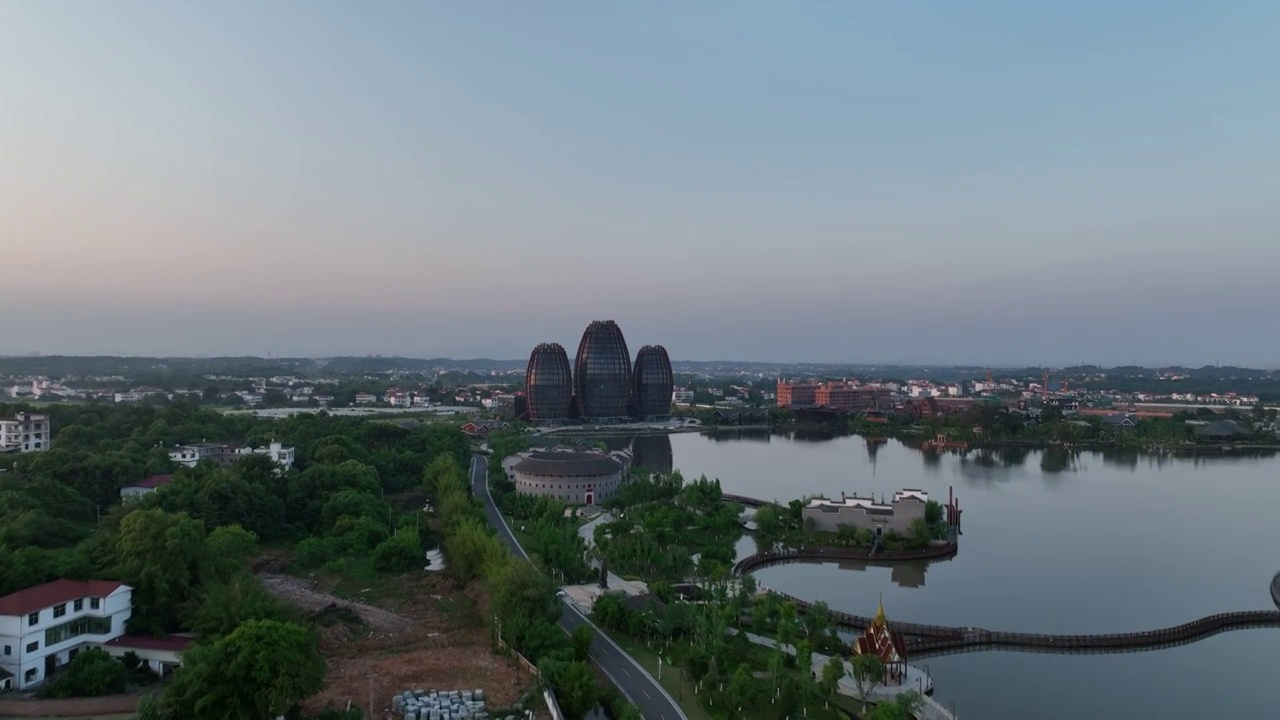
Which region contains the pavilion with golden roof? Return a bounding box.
[853,598,909,685]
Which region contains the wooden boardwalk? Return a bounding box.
[739,549,1280,656]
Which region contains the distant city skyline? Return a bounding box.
[2,3,1277,366]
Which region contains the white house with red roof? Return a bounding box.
[0,579,132,690]
[119,474,174,501]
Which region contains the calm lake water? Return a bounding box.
[625,431,1280,720]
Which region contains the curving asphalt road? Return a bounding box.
[469,455,686,720]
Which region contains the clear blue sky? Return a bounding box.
[2,1,1277,366]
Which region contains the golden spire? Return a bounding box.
[874,594,887,628]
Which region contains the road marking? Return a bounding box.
[643,689,651,700]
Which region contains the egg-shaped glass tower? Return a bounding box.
[525,343,573,421]
[632,345,674,418]
[573,320,632,419]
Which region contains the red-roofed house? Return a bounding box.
[101,634,193,677]
[0,580,132,690]
[119,474,173,501]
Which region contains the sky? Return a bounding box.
[2,1,1277,367]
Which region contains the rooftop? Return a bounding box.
[0,579,127,616]
[103,634,195,653]
[513,450,623,477]
[125,474,173,489]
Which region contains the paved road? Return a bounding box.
[469,455,686,720]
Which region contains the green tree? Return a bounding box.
[795,638,813,677]
[115,509,210,634]
[38,648,127,698]
[865,691,923,720]
[541,660,598,720]
[571,624,594,662]
[165,619,325,720]
[850,654,885,712]
[188,573,289,638]
[819,656,845,708]
[207,524,259,572]
[372,531,423,573]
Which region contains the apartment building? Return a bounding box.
[0,580,132,690]
[0,413,50,453]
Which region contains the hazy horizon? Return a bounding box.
[3,3,1277,366]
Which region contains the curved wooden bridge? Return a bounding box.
[723,493,767,508]
[736,548,1280,655]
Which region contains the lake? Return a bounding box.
[620,430,1280,720]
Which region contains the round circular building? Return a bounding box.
[525,342,573,421]
[511,451,623,506]
[573,320,632,419]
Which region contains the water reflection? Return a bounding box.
[1039,447,1079,474]
[630,434,674,475]
[705,428,772,443]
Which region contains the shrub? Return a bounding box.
[38,648,127,698]
[372,531,422,573]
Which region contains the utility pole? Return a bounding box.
[367,674,375,719]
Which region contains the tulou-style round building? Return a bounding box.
[524,343,573,421]
[573,320,633,419]
[511,450,623,505]
[631,344,674,419]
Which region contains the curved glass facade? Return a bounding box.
[632,344,674,418]
[573,320,632,419]
[525,343,573,420]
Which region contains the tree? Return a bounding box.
[850,653,885,711]
[865,691,923,720]
[115,509,211,634]
[795,638,813,677]
[570,624,594,662]
[38,648,127,698]
[207,525,259,572]
[819,656,845,708]
[188,573,289,638]
[372,531,423,573]
[164,619,325,720]
[541,660,598,720]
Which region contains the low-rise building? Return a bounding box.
[354,392,379,405]
[671,388,695,404]
[0,413,50,453]
[120,474,173,501]
[0,580,132,690]
[168,442,293,470]
[801,489,931,536]
[509,450,624,506]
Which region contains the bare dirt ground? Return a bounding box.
[260,574,414,634]
[261,570,539,719]
[0,695,139,718]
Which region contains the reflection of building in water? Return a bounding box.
[707,429,771,443]
[630,434,673,475]
[890,563,926,588]
[834,559,931,588]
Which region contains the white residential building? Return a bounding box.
[168,442,293,471]
[0,413,51,453]
[386,391,412,408]
[0,580,132,690]
[672,388,695,404]
[354,392,379,405]
[254,442,295,469]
